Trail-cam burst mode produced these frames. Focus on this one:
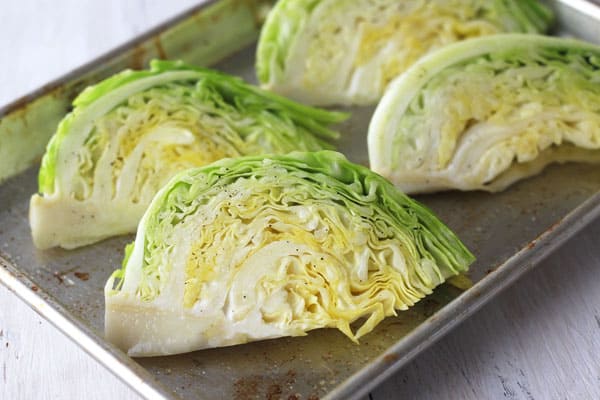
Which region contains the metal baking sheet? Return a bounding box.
[1,1,600,399]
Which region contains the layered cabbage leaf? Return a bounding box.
[104,151,474,356]
[256,0,553,106]
[369,35,600,193]
[29,60,346,249]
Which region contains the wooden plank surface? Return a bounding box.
[371,221,600,400]
[1,1,600,399]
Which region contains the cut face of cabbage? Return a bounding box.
[29,60,346,250]
[104,151,474,356]
[369,35,600,193]
[256,0,553,106]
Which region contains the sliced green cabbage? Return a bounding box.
[29,60,346,250]
[104,151,474,356]
[256,0,553,106]
[369,34,600,193]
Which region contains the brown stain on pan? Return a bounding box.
[130,44,147,70]
[53,271,65,284]
[383,353,399,364]
[233,369,300,400]
[129,36,167,69]
[194,2,226,26]
[486,263,501,275]
[526,217,565,251]
[546,218,564,234]
[0,82,68,118]
[1,261,23,280]
[153,36,167,59]
[233,376,259,399]
[193,0,269,30]
[266,383,282,400]
[73,271,89,281]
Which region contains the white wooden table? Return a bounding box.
[1,2,599,399]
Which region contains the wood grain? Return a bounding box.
[372,221,600,400]
[0,284,141,400]
[1,1,600,400]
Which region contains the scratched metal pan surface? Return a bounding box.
[1,0,600,399]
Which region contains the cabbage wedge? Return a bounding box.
[369,35,600,193]
[104,151,474,356]
[29,60,346,250]
[256,0,553,106]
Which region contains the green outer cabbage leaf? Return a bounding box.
[104,151,474,356]
[256,0,553,106]
[30,60,347,249]
[368,34,600,193]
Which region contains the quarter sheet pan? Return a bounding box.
[1,1,599,399]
